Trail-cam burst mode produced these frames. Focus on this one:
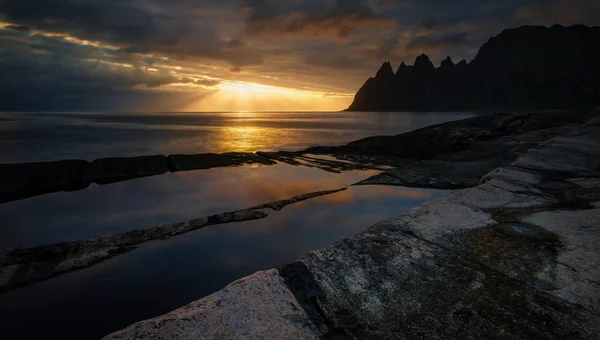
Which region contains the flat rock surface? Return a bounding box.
[0,209,268,293]
[104,112,600,339]
[0,152,277,204]
[350,111,595,189]
[105,269,323,340]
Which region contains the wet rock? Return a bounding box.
[249,188,346,211]
[2,243,75,265]
[0,152,277,204]
[167,152,275,172]
[355,160,497,189]
[0,209,268,293]
[0,187,358,293]
[493,223,560,242]
[84,155,169,181]
[0,160,89,203]
[105,114,600,339]
[348,111,596,190]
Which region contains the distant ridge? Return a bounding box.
[347,25,600,111]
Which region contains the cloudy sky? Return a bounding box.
[0,0,598,112]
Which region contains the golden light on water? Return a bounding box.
[218,125,271,152]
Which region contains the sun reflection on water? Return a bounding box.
[219,125,270,151]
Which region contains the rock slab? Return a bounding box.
[103,115,600,339]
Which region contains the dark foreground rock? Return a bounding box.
[275,110,595,190]
[0,152,277,204]
[84,155,169,182]
[352,111,594,188]
[103,113,600,339]
[4,110,592,204]
[0,160,90,203]
[0,209,268,293]
[167,152,275,172]
[249,188,346,211]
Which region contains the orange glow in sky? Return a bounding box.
[0,19,358,112]
[175,80,353,112]
[219,82,279,94]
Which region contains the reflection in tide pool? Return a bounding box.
[0,163,381,249]
[0,165,445,340]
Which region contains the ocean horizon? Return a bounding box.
[0,111,477,163]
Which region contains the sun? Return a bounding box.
[177,79,352,112]
[219,81,279,94]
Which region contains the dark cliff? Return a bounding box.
[347,25,600,111]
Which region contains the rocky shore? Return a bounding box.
[4,110,593,204]
[1,110,599,338]
[0,152,276,204]
[103,110,600,339]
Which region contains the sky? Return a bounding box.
[0,0,598,112]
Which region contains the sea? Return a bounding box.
[0,111,476,162]
[0,111,477,339]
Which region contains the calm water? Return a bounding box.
[0,164,446,339]
[0,111,477,162]
[1,164,382,250]
[0,111,472,339]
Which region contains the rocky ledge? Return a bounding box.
[104,113,600,339]
[273,110,598,190]
[0,152,276,204]
[0,189,348,293]
[3,110,595,204]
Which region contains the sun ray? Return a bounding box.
[177,80,352,112]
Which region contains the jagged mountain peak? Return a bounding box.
[347,25,600,112]
[376,61,394,78]
[396,61,412,77]
[414,54,435,71]
[440,56,454,67]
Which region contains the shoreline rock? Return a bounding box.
[167,152,276,172]
[3,110,593,204]
[0,187,351,293]
[103,113,600,339]
[0,152,278,204]
[0,209,268,293]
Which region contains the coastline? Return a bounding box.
[104,110,600,339]
[1,109,599,338]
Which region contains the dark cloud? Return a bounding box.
[0,0,263,66]
[0,29,207,111]
[5,24,30,32]
[0,0,599,110]
[242,0,395,41]
[406,31,469,51]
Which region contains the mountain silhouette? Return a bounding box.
[347,25,600,111]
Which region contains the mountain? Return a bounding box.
[346,25,600,111]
